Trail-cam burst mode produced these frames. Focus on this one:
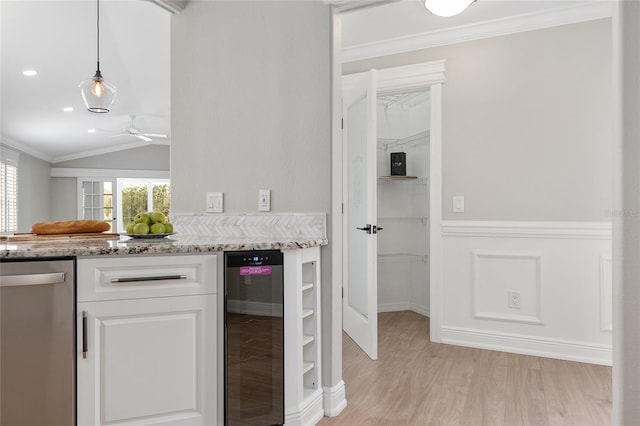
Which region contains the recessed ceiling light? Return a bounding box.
[88,129,96,134]
[63,107,74,112]
[22,70,37,76]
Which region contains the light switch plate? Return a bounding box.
[258,189,271,212]
[206,192,223,213]
[453,196,465,213]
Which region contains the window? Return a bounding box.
[78,179,117,231]
[118,179,170,231]
[1,147,19,233]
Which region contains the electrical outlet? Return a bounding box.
[508,290,521,309]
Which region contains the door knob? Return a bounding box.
[356,224,373,234]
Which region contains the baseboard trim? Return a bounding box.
[285,388,324,426]
[441,326,612,366]
[323,380,347,417]
[378,303,430,317]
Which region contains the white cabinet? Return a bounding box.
[77,254,217,426]
[283,246,323,426]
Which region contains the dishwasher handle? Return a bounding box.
[0,272,66,287]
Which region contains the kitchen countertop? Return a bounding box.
[0,234,328,259]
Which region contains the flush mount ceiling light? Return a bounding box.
[79,0,117,113]
[424,0,476,17]
[22,70,37,76]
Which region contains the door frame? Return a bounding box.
[339,60,446,343]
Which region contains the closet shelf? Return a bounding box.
[377,130,430,150]
[378,253,429,263]
[378,176,428,184]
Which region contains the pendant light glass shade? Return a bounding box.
[80,0,117,113]
[424,0,475,17]
[80,68,117,113]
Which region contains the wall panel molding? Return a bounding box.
[442,220,612,240]
[600,255,613,332]
[442,220,612,365]
[472,250,543,325]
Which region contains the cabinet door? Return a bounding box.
[77,295,216,426]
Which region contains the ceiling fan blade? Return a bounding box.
[137,135,153,142]
[142,133,168,138]
[108,133,130,138]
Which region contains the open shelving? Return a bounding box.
[283,246,323,425]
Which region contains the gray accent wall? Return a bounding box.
[344,19,613,223]
[17,150,51,232]
[50,177,76,222]
[171,1,330,215]
[170,0,334,395]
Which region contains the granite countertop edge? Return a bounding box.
[0,235,329,259]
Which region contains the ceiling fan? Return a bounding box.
[108,115,168,142]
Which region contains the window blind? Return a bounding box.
[1,161,18,232]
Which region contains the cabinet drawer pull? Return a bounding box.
[110,275,188,283]
[82,311,88,359]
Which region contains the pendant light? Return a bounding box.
[424,0,476,17]
[80,0,117,113]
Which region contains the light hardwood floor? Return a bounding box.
[319,311,611,426]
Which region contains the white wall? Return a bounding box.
[344,19,612,223]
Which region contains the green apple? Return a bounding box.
[125,223,135,234]
[163,223,173,234]
[134,212,150,224]
[150,223,166,234]
[149,212,167,224]
[132,223,150,235]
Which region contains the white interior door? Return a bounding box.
[342,70,378,360]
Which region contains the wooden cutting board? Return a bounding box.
[0,232,120,242]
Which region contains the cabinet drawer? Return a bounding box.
[77,254,217,302]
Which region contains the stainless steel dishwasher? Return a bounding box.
[0,257,76,426]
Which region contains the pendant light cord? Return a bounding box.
[96,0,101,72]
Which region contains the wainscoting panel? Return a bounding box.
[599,256,613,332]
[472,250,542,325]
[442,221,612,365]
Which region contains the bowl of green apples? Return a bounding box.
[125,212,175,239]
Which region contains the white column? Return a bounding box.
[613,1,640,424]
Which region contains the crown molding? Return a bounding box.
[326,0,401,13]
[50,167,169,179]
[147,0,187,14]
[342,1,613,63]
[51,140,169,164]
[0,137,53,163]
